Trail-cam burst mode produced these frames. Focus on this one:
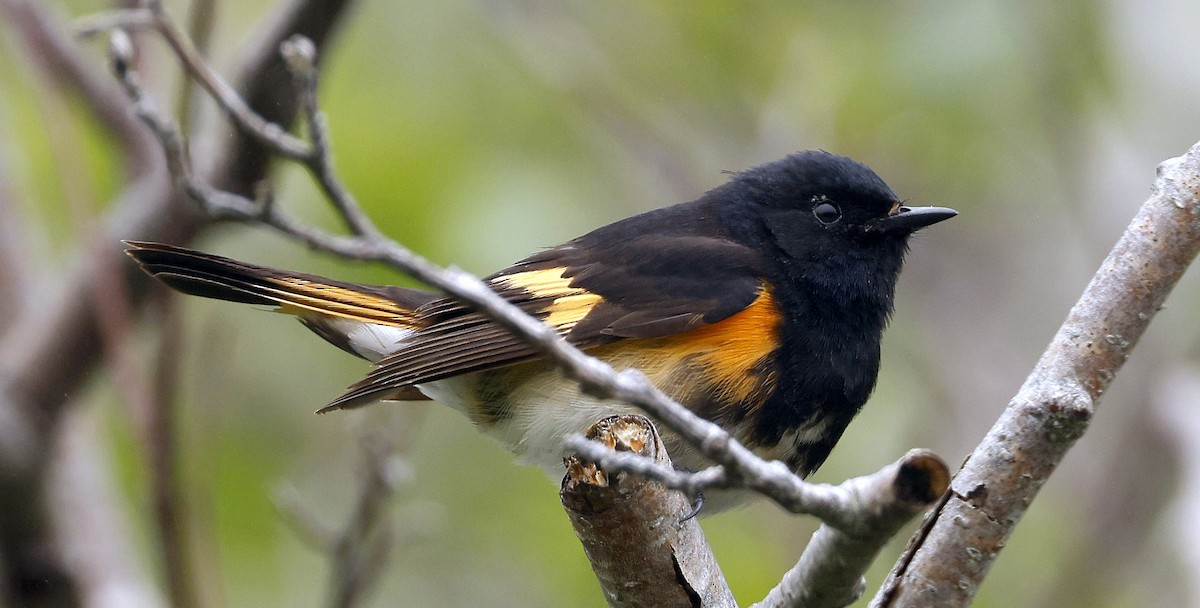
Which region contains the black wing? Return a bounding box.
[322,233,766,410]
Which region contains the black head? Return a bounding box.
[730,150,954,238]
[718,151,955,271]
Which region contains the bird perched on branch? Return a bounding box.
[127,150,954,490]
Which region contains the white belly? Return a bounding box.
[413,371,831,513]
[415,373,650,477]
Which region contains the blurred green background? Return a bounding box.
[4,0,1200,606]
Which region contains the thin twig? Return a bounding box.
[72,7,157,37]
[564,434,729,497]
[0,1,358,605]
[176,0,217,134]
[89,4,373,236]
[326,434,403,608]
[274,411,424,608]
[77,3,313,160]
[280,35,379,237]
[2,0,158,172]
[44,26,158,444]
[28,14,196,606]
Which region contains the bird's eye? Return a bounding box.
[812,201,841,225]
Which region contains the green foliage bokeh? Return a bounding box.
[4,1,1199,606]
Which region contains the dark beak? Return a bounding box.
[870,205,958,234]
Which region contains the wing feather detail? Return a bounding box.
[126,241,433,328]
[322,267,604,410]
[323,234,767,411]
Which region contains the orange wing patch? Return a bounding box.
[268,277,418,327]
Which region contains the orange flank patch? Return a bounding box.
[594,288,781,409]
[266,277,418,327]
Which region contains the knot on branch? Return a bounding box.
[281,35,317,78]
[893,449,951,505]
[1042,389,1094,444]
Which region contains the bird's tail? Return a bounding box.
[124,241,439,367]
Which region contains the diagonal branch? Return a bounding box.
[751,450,948,608]
[872,141,1200,607]
[76,4,312,160]
[0,0,357,461]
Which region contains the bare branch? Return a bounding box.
[565,432,939,533]
[0,0,358,425]
[1,0,157,172]
[81,5,374,239]
[48,409,166,608]
[326,433,406,608]
[872,142,1200,607]
[562,415,735,608]
[0,120,29,331]
[177,0,217,134]
[564,434,729,497]
[77,3,314,159]
[77,0,383,241]
[147,298,198,608]
[274,411,424,608]
[0,0,359,603]
[570,434,950,608]
[72,8,157,37]
[280,34,380,237]
[751,450,949,608]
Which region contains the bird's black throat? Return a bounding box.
[721,200,910,477]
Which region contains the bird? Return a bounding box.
[126,150,955,492]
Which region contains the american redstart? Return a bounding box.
[127,150,954,490]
